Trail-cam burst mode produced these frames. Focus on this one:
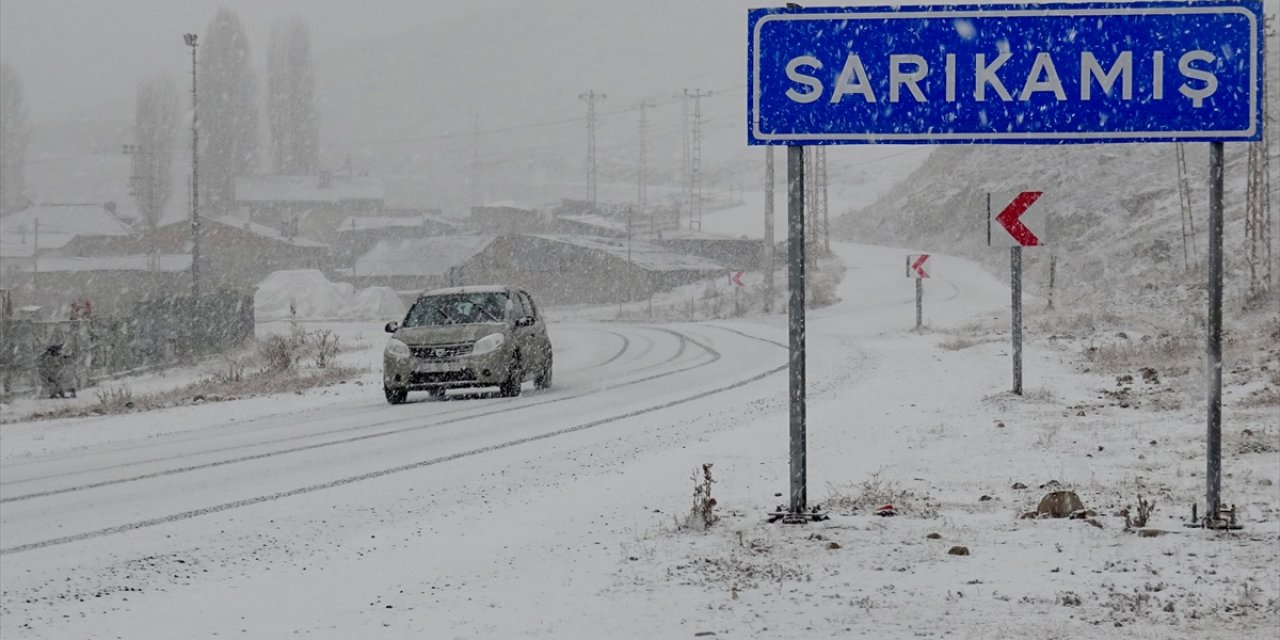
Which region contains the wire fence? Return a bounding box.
[0,290,254,400]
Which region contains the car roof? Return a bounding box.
[419,285,514,297]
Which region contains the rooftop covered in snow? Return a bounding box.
[335,214,459,233]
[0,203,135,238]
[532,235,726,272]
[207,216,330,249]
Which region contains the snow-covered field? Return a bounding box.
[1,242,1276,639]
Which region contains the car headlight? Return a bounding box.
[385,338,410,358]
[472,332,505,355]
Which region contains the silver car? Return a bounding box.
[382,285,552,403]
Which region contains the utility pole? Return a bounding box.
[184,33,201,299]
[802,147,820,269]
[680,91,690,230]
[686,89,711,231]
[470,113,483,207]
[1176,142,1197,271]
[32,218,39,295]
[123,143,159,271]
[816,146,829,253]
[580,90,605,211]
[637,100,650,236]
[1244,21,1273,299]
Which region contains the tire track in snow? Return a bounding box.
[581,329,632,369]
[0,326,720,505]
[0,335,786,556]
[1,325,637,474]
[1,325,687,489]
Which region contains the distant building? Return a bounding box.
[347,235,497,296]
[349,234,726,305]
[148,215,333,292]
[234,173,385,242]
[469,205,551,234]
[0,203,138,291]
[512,235,727,303]
[335,209,461,267]
[551,200,681,240]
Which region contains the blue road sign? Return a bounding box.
[747,1,1264,145]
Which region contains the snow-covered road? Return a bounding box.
[4,242,1273,639]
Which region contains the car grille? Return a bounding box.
[410,343,474,360]
[410,370,476,384]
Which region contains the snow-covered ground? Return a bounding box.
[1,242,1276,639]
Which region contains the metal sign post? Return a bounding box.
[916,277,924,330]
[988,192,1042,395]
[1205,141,1226,526]
[907,254,930,330]
[786,145,808,519]
[1011,246,1023,395]
[764,146,775,313]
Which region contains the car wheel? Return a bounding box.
[384,385,408,405]
[534,357,553,390]
[427,386,447,400]
[499,351,523,397]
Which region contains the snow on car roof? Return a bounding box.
[420,285,511,297]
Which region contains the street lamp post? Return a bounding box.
[184,33,200,299]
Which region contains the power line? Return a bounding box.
[469,113,482,207]
[341,84,745,149]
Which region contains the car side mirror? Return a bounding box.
[385,321,399,333]
[515,316,535,327]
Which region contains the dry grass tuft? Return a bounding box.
[825,470,938,517]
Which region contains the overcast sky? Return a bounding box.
[0,0,484,122]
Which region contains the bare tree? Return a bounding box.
[199,8,259,212]
[267,16,318,175]
[0,63,29,214]
[132,74,180,250]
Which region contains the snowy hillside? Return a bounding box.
[836,143,1274,313]
[831,21,1278,321]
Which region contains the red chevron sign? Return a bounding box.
[909,254,929,278]
[730,271,746,288]
[996,192,1045,247]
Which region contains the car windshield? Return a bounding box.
[403,292,510,327]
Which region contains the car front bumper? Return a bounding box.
[383,346,512,390]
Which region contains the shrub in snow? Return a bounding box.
[683,463,718,531]
[259,335,301,372]
[305,330,340,368]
